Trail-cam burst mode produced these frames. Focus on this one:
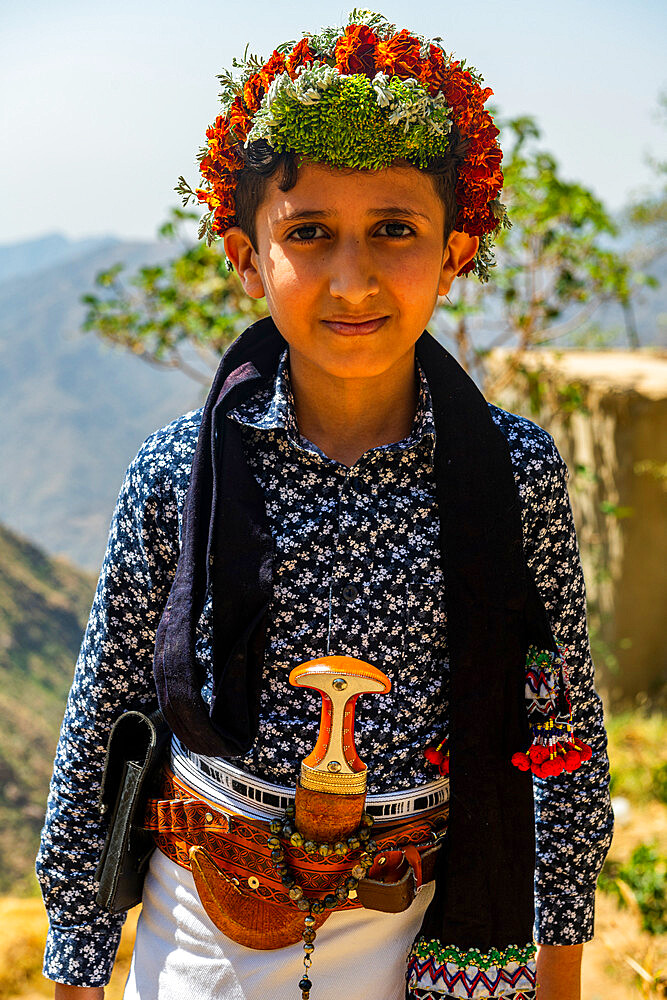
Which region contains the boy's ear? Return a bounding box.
[438,231,480,296]
[223,227,266,299]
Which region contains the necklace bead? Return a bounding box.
[267,804,381,1000]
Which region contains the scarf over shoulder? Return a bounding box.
[154,316,558,999]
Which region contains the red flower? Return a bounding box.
[287,37,315,77]
[228,95,250,140]
[334,24,378,76]
[375,29,422,79]
[258,50,287,92]
[420,44,448,96]
[243,73,265,113]
[441,66,473,112]
[198,113,245,227]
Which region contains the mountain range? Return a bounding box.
[0,522,95,893]
[0,233,200,572]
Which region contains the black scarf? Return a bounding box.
[153,315,555,956]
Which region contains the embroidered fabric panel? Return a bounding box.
[406,939,537,999]
[36,355,613,985]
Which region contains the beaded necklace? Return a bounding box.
[267,803,378,999]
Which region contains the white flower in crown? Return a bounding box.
[371,72,395,109]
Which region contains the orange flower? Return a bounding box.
[287,37,315,77]
[334,24,378,76]
[243,73,265,113]
[375,29,422,79]
[441,67,474,111]
[228,95,250,140]
[195,187,216,207]
[258,50,287,91]
[457,256,478,276]
[421,44,448,96]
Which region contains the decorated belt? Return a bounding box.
[143,764,448,914]
[169,734,450,822]
[143,655,449,998]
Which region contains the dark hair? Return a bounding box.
[234,130,468,250]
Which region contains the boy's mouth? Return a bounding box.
[321,316,388,337]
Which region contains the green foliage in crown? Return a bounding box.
[248,70,453,171]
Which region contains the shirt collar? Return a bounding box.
[229,348,435,458]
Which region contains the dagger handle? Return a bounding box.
[289,655,391,796]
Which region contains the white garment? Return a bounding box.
[123,848,435,1000]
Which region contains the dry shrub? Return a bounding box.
[0,898,138,999]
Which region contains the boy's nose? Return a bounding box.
[328,238,380,304]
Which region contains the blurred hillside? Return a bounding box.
[0,234,200,572]
[0,522,95,894]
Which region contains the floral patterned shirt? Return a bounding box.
[37,351,613,987]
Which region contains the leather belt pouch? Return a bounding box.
[95,708,170,913]
[357,845,441,912]
[145,768,448,916]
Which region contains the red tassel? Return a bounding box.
[512,643,592,778]
[424,739,449,776]
[572,736,592,761]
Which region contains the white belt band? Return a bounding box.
[170,736,449,823]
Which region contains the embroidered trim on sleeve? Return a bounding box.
[511,644,592,777]
[406,938,537,998]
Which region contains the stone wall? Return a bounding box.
[488,351,667,703]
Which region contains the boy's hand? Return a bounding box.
[54,987,104,999]
[536,942,583,1000]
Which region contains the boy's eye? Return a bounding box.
[287,224,327,242]
[377,221,416,238]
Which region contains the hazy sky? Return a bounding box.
[2,0,665,245]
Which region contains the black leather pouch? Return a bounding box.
[95,708,170,913]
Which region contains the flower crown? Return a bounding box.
[179,11,509,281]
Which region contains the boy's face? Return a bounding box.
[225,161,477,381]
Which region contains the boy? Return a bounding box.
[37,12,613,1000]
